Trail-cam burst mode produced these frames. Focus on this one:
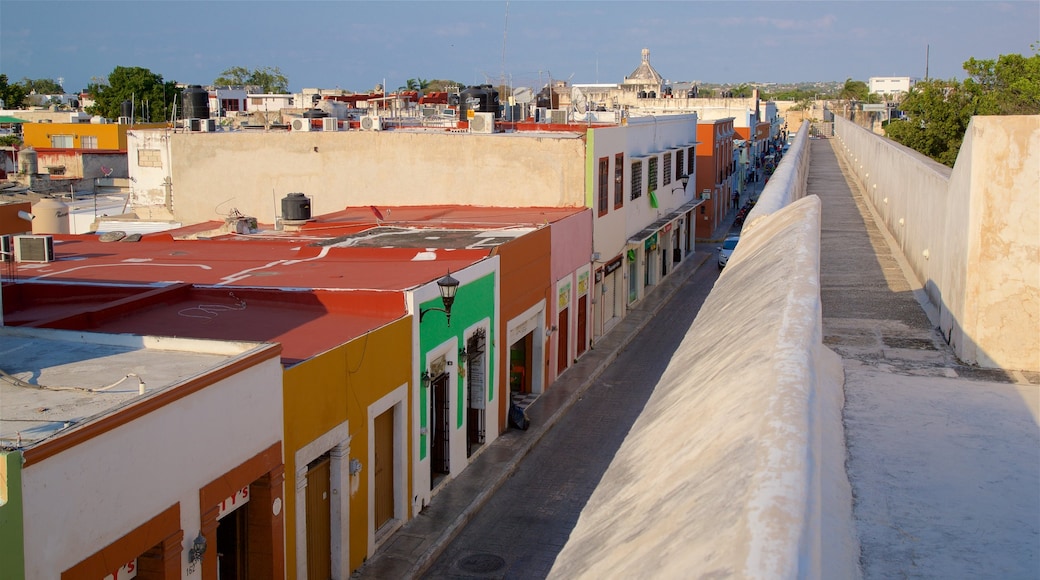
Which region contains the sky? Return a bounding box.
[1,1,1037,94]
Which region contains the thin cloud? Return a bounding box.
[756,14,837,32]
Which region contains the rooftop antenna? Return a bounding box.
[501,1,509,91]
[925,43,930,81]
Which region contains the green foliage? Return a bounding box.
[839,78,870,102]
[962,52,1040,115]
[887,50,1039,167]
[214,66,289,93]
[424,79,465,93]
[85,66,180,122]
[0,134,22,147]
[0,74,28,109]
[19,77,64,94]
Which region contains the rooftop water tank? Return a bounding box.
[281,193,311,222]
[18,146,38,175]
[182,85,210,119]
[32,197,70,235]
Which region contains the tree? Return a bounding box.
[214,66,289,93]
[839,78,869,102]
[885,79,975,167]
[0,74,28,109]
[886,50,1040,167]
[85,66,180,122]
[962,52,1040,115]
[19,77,64,94]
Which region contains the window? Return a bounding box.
[81,135,98,149]
[50,135,73,148]
[688,148,696,179]
[598,157,609,217]
[676,149,685,182]
[663,152,672,186]
[250,97,264,106]
[630,160,643,200]
[614,153,624,209]
[220,99,241,112]
[648,157,658,194]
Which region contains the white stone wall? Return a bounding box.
[835,116,1039,371]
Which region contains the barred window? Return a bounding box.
[676,149,685,181]
[648,157,658,194]
[688,147,696,179]
[663,152,672,186]
[598,157,609,217]
[631,160,643,200]
[614,153,624,209]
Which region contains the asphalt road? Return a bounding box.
[421,258,722,579]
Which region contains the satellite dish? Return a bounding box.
[571,86,589,114]
[513,87,534,104]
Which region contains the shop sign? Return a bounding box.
[644,233,658,252]
[577,271,589,296]
[604,255,623,275]
[217,485,250,520]
[558,282,572,309]
[103,560,137,580]
[594,268,603,283]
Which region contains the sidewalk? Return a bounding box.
[352,249,714,579]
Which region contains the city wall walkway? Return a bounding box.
[814,138,1039,578]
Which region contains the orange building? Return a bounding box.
[695,118,737,238]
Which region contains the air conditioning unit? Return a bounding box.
[360,115,382,131]
[0,235,12,262]
[470,112,494,134]
[534,107,547,123]
[183,118,200,132]
[549,109,568,124]
[200,119,216,132]
[322,117,339,131]
[14,235,54,263]
[291,118,313,132]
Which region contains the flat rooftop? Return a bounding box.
[0,326,274,451]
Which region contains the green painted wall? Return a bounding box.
[0,452,25,580]
[418,271,496,459]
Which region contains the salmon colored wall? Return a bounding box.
[0,202,32,235]
[695,120,735,238]
[495,228,551,428]
[282,316,412,577]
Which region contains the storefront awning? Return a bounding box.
[627,199,702,245]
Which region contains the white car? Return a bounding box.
[717,236,739,269]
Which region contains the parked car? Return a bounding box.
[717,236,740,269]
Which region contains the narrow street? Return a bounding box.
[421,257,722,579]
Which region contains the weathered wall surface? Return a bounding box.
[835,116,1039,371]
[155,130,588,225]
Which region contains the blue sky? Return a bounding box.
[2,1,1037,93]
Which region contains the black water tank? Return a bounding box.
[281,193,311,221]
[459,85,486,120]
[120,100,133,119]
[183,85,210,119]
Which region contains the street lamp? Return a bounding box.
[671,173,690,194]
[420,271,461,326]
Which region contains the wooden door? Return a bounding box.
[305,455,331,580]
[374,408,395,529]
[576,295,587,357]
[431,373,450,476]
[557,307,569,374]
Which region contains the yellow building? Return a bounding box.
[282,316,413,579]
[21,121,164,150]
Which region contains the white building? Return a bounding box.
[868,76,918,96]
